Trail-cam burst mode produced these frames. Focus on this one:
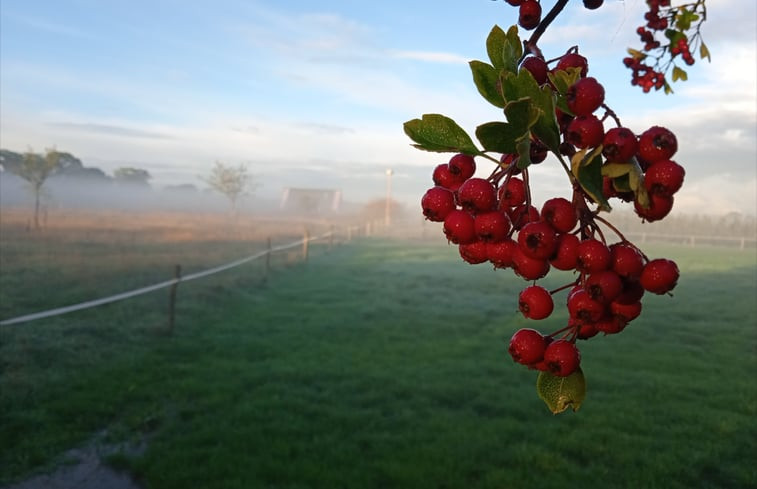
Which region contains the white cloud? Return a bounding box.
[390,50,470,64]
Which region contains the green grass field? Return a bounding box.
[1,233,756,488]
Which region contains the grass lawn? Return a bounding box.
[1,236,756,489]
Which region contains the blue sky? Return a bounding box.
[1,0,755,215]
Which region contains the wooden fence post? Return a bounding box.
[168,264,182,334]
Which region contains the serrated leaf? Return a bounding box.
[486,25,508,70]
[672,66,688,82]
[470,60,506,108]
[601,162,634,178]
[537,367,586,414]
[403,114,479,154]
[700,41,711,61]
[504,97,540,133]
[476,121,520,154]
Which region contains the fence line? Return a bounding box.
[0,232,332,327]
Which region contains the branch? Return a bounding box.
[522,0,571,59]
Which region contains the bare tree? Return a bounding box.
[203,161,254,214]
[16,148,60,228]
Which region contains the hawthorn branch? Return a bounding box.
[522,0,571,59]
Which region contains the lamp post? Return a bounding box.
[385,168,394,227]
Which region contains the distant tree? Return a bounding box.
[15,148,60,228]
[203,161,254,214]
[114,167,151,186]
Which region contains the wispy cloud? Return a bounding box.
[4,12,96,40]
[47,122,174,140]
[390,50,470,64]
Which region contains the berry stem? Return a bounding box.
[522,0,571,61]
[549,280,580,296]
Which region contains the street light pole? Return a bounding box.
[385,168,393,227]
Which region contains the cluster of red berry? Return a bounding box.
[420,51,684,381]
[670,38,695,65]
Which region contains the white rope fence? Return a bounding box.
[0,232,331,327]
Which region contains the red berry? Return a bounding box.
[565,115,604,149]
[541,197,577,233]
[508,204,540,230]
[519,285,554,320]
[602,127,639,162]
[583,0,604,9]
[609,243,645,279]
[448,153,476,180]
[644,159,685,197]
[550,233,579,270]
[443,210,476,244]
[518,221,558,260]
[421,186,456,222]
[458,178,496,213]
[487,239,518,269]
[543,340,581,377]
[576,238,611,273]
[520,56,548,85]
[519,1,542,30]
[432,163,465,191]
[498,177,526,207]
[566,77,605,116]
[459,241,489,264]
[585,270,623,304]
[567,288,606,323]
[474,211,511,242]
[595,315,627,335]
[508,328,547,365]
[638,126,678,163]
[615,278,645,305]
[634,193,674,222]
[610,300,642,322]
[556,52,589,77]
[512,246,550,281]
[640,258,679,294]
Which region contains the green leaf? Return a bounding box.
[546,67,582,96]
[664,29,686,44]
[475,122,520,154]
[612,174,632,193]
[675,8,699,31]
[403,114,479,154]
[626,48,647,60]
[628,159,650,208]
[537,367,586,414]
[502,25,523,75]
[486,25,508,70]
[672,66,688,82]
[515,136,532,169]
[530,84,561,153]
[572,148,611,211]
[700,41,711,62]
[663,81,674,95]
[601,162,634,178]
[504,97,540,132]
[470,60,505,108]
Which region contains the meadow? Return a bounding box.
[1,209,756,489]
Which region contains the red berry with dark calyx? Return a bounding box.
[459,241,489,265]
[640,258,679,294]
[576,238,611,273]
[566,77,605,116]
[610,300,642,322]
[556,52,589,77]
[433,163,465,191]
[498,177,526,207]
[543,340,581,377]
[615,278,645,305]
[634,193,674,222]
[448,153,476,180]
[585,270,624,304]
[595,315,627,335]
[518,221,558,260]
[530,139,549,164]
[474,211,511,243]
[638,126,678,163]
[443,210,476,245]
[521,56,549,85]
[566,115,605,149]
[644,159,685,197]
[519,285,554,320]
[567,288,606,324]
[458,178,497,213]
[602,127,639,162]
[541,197,577,233]
[487,239,518,269]
[518,1,542,30]
[508,328,547,365]
[421,186,456,222]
